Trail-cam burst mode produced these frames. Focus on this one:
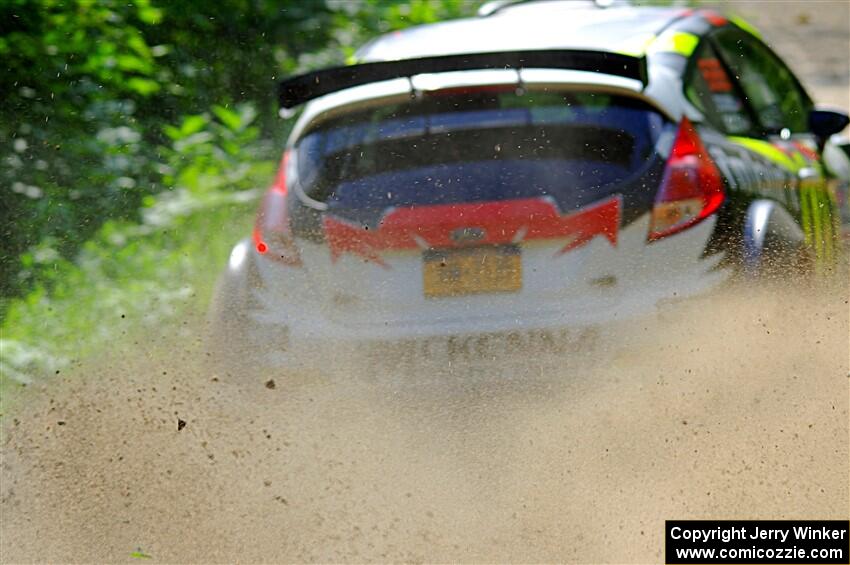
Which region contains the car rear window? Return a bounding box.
[294,89,666,213]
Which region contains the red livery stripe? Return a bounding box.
[323,196,621,266]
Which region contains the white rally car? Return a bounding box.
[208,0,847,373]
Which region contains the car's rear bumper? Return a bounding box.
[221,217,729,371]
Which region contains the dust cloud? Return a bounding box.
[3,1,849,560]
[2,275,847,563]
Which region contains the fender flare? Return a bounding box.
[205,239,273,376]
[207,238,262,335]
[742,199,807,275]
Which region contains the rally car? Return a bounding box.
[208,0,848,371]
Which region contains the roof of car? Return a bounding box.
[289,2,742,141]
[356,2,690,62]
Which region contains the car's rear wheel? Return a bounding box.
[740,199,814,281]
[205,240,266,380]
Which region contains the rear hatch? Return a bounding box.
[286,86,670,332]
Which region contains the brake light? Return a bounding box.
[253,150,302,266]
[648,117,725,241]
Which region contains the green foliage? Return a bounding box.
[1,0,479,305]
[0,0,480,391]
[2,0,171,301]
[1,106,273,390]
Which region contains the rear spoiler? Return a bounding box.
[278,49,648,109]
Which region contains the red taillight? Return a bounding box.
[648,117,725,241]
[254,150,302,266]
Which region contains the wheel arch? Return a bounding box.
[741,198,808,276]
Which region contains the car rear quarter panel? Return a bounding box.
[701,129,838,271]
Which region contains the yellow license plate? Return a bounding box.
[423,246,522,298]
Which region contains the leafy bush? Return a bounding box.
[0,0,480,392]
[1,105,274,389]
[1,0,478,304]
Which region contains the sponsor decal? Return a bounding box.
[648,30,700,57]
[730,15,763,39]
[697,58,733,93]
[729,137,801,173]
[719,137,837,271]
[698,9,728,27]
[323,196,621,265]
[365,328,600,365]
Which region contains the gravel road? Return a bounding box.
[2,2,848,562]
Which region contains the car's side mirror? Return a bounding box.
[809,107,850,145]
